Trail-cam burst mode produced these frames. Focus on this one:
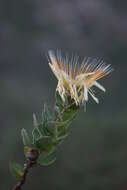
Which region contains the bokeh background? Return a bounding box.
[0,0,127,189]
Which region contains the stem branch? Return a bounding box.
[12,148,38,190]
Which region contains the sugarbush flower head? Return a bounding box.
[48,50,113,106]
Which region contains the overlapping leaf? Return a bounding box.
[19,91,79,168]
[10,162,23,180]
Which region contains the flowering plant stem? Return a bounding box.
[12,149,39,190]
[12,160,35,190]
[10,51,112,190]
[11,93,78,189]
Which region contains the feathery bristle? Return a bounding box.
[48,50,113,106]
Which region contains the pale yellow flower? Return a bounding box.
[48,50,113,106]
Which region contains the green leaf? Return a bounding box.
[42,104,52,122]
[38,120,57,137]
[55,91,64,111]
[53,133,68,145]
[32,127,42,143]
[62,107,78,122]
[55,93,78,123]
[57,119,71,128]
[9,162,23,180]
[33,113,38,127]
[35,136,53,153]
[38,123,45,135]
[45,121,56,135]
[57,133,68,141]
[38,150,56,166]
[21,128,31,146]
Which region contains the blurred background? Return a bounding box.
[0,0,127,189]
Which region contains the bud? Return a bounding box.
[27,148,39,162]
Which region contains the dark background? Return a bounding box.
[0,0,127,189]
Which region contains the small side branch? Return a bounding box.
[12,149,39,190]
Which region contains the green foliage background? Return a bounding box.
[0,0,127,189]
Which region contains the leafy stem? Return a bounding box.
[10,92,79,189]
